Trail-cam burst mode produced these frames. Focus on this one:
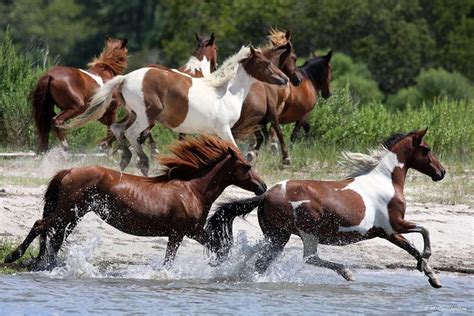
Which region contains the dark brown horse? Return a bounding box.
[234,50,332,164]
[32,37,129,152]
[4,135,266,270]
[207,129,446,288]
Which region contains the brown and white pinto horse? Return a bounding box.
[207,129,446,288]
[234,49,332,164]
[4,136,266,270]
[31,37,128,152]
[112,33,218,155]
[66,46,292,176]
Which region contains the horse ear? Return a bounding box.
[106,36,111,42]
[418,127,428,138]
[121,39,128,48]
[228,147,238,159]
[325,50,333,63]
[195,33,201,42]
[207,33,215,46]
[285,30,291,41]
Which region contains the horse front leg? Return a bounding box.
[385,233,441,288]
[163,235,184,268]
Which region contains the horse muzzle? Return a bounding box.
[431,169,446,182]
[254,181,267,195]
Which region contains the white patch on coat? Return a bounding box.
[289,200,310,212]
[337,151,404,235]
[275,180,289,195]
[79,69,103,86]
[119,68,151,143]
[171,69,193,78]
[173,62,255,145]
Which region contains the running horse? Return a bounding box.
[112,33,218,155]
[66,45,293,176]
[4,136,267,270]
[32,37,129,152]
[234,48,332,164]
[207,129,446,288]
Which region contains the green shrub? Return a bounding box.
[309,84,473,158]
[0,29,47,148]
[387,68,474,110]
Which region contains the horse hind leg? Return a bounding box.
[111,122,132,171]
[298,229,355,281]
[124,118,150,176]
[163,235,184,269]
[4,218,50,264]
[254,232,290,274]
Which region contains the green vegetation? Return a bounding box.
[0,240,37,274]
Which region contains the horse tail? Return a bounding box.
[65,75,125,129]
[205,194,266,261]
[31,74,53,152]
[37,169,71,257]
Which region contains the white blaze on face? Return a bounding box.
[337,151,404,235]
[199,56,211,76]
[79,69,103,86]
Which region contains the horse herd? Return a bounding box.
[6,30,446,289]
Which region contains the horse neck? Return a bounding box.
[224,64,254,100]
[299,63,321,95]
[188,157,232,208]
[363,150,408,192]
[290,77,317,106]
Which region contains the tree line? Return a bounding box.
[0,0,473,96]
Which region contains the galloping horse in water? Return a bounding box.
[207,129,446,288]
[4,136,266,270]
[31,37,128,152]
[66,46,292,176]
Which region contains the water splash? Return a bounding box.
[39,147,70,178]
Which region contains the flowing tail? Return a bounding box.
[31,74,54,152]
[4,169,70,264]
[64,75,125,129]
[205,194,265,261]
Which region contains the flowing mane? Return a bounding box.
[153,135,244,181]
[87,38,128,75]
[340,131,417,177]
[260,28,289,50]
[203,46,251,87]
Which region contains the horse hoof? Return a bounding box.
[428,276,442,288]
[270,142,279,154]
[340,268,355,281]
[4,254,14,263]
[151,149,160,158]
[245,151,257,163]
[282,157,291,166]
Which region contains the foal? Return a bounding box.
[5,136,267,270]
[207,129,446,288]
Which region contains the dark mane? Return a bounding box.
[382,130,417,149]
[300,56,329,85]
[152,135,243,182]
[87,38,128,75]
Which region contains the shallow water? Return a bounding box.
[1,266,472,314]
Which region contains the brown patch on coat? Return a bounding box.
[142,68,192,128]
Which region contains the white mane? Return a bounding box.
[203,46,251,88]
[340,146,390,178]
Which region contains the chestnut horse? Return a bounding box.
[66,46,291,176]
[113,33,218,155]
[32,37,129,152]
[234,50,332,164]
[207,129,446,288]
[4,136,266,270]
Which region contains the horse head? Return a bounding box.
[303,50,333,98]
[225,146,267,195]
[194,33,218,72]
[240,47,289,86]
